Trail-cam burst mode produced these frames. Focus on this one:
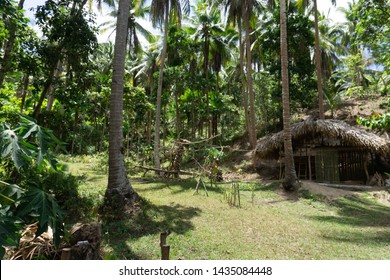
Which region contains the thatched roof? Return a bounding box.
[254,118,390,160]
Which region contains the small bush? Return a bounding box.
[39,171,94,222]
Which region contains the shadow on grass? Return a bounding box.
[314,195,390,227]
[308,195,390,244]
[255,182,281,192]
[102,199,201,259]
[133,177,225,195]
[321,230,390,245]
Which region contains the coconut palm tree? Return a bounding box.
[99,0,151,61]
[101,0,139,218]
[151,0,190,171]
[297,0,336,119]
[223,0,272,148]
[187,0,226,138]
[242,0,258,148]
[280,0,299,191]
[222,0,249,136]
[131,35,160,145]
[317,15,346,81]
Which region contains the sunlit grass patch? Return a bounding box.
[63,157,390,260]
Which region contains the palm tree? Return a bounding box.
[131,35,160,145]
[187,0,225,138]
[280,0,299,191]
[101,0,139,218]
[223,0,261,148]
[99,0,151,61]
[223,0,249,137]
[297,0,336,119]
[243,0,257,148]
[151,0,190,171]
[317,15,346,81]
[224,0,274,148]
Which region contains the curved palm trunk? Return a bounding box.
[154,3,169,172]
[280,0,299,191]
[244,5,257,148]
[102,0,139,218]
[314,0,324,119]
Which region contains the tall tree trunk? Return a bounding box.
[154,3,169,172]
[204,32,211,138]
[244,5,256,148]
[280,0,299,191]
[238,19,249,136]
[314,0,324,119]
[46,60,63,111]
[146,109,152,145]
[20,73,29,113]
[101,0,139,219]
[32,66,56,120]
[191,96,196,140]
[0,0,25,87]
[146,69,155,146]
[212,71,220,142]
[174,89,181,138]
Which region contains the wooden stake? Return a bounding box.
[160,232,171,260]
[61,248,71,260]
[161,245,170,260]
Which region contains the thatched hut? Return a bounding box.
[254,118,390,183]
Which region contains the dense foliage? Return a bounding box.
[0,0,389,258]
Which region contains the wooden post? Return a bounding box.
[237,184,241,207]
[160,232,170,260]
[61,248,71,260]
[161,245,170,260]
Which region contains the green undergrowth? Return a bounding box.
[61,156,390,260]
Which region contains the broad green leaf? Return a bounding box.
[0,127,29,170]
[16,186,64,247]
[0,180,25,207]
[0,215,22,259]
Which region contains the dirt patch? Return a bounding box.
[300,180,356,200]
[299,180,390,206]
[330,94,389,126]
[368,191,390,206]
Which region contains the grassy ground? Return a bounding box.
[61,156,390,260]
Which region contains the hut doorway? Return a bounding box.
[313,148,367,184]
[338,150,367,182]
[315,149,340,183]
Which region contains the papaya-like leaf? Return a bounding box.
[16,186,64,247]
[17,116,65,170]
[0,126,30,170]
[0,215,22,259]
[0,180,25,207]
